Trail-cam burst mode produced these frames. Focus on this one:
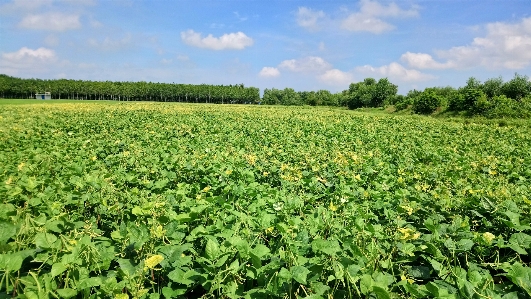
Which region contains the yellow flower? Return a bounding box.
[144,255,164,270]
[400,205,413,215]
[329,202,338,212]
[17,162,25,171]
[225,169,233,175]
[483,232,495,244]
[202,186,211,192]
[91,156,97,161]
[398,228,421,241]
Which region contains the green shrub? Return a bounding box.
[412,91,441,114]
[448,93,465,111]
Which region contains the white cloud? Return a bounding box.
[180,30,254,50]
[279,56,332,73]
[341,0,418,34]
[2,46,56,62]
[355,62,435,82]
[87,34,132,51]
[319,69,354,86]
[400,52,454,69]
[259,67,280,78]
[19,12,81,31]
[402,17,531,70]
[0,47,58,75]
[296,7,326,31]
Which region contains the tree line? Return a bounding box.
[2,73,531,118]
[0,74,259,104]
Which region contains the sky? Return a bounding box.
[1,0,530,94]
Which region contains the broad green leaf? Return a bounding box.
[291,265,310,285]
[510,233,531,251]
[51,262,67,278]
[372,285,392,299]
[35,232,58,249]
[77,277,102,289]
[168,268,195,285]
[0,253,23,271]
[205,238,220,259]
[311,239,340,256]
[278,267,292,282]
[117,259,137,277]
[0,221,17,244]
[56,288,77,298]
[250,244,270,259]
[360,274,373,295]
[505,263,531,296]
[131,206,143,216]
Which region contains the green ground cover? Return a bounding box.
[1,102,531,298]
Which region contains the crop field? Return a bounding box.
[1,101,531,298]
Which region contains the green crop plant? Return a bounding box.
[1,102,531,298]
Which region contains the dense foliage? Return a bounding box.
[1,102,531,298]
[0,75,259,104]
[344,78,398,110]
[261,88,342,106]
[412,91,442,115]
[396,74,531,118]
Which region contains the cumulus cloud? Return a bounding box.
[181,30,254,50]
[400,52,454,69]
[259,67,281,78]
[19,12,81,31]
[341,0,418,34]
[2,46,56,62]
[319,69,354,86]
[402,17,531,70]
[296,7,326,31]
[279,56,332,73]
[355,62,435,82]
[0,47,57,75]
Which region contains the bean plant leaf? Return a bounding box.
[51,262,68,278]
[35,232,58,249]
[205,238,220,259]
[291,265,310,285]
[56,288,77,298]
[0,221,17,244]
[505,263,531,296]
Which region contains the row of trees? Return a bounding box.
[262,88,344,106]
[0,75,260,104]
[393,74,531,117]
[2,73,531,118]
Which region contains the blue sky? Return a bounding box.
[1,0,530,94]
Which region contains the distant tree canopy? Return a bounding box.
[395,73,531,118]
[2,73,531,118]
[0,74,260,104]
[261,88,342,106]
[344,78,398,109]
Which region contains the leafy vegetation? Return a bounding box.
[1,102,531,298]
[395,74,531,118]
[0,75,259,104]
